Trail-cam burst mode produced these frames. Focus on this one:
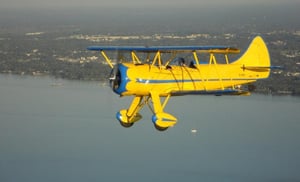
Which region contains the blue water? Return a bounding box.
[1,75,300,182]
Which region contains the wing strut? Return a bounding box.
[131,51,141,64]
[100,51,114,69]
[151,51,163,69]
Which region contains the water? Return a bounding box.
[1,74,300,182]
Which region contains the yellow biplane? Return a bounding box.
[87,36,271,131]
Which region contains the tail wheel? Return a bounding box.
[154,124,168,131]
[119,121,134,128]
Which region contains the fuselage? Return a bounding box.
[111,61,267,97]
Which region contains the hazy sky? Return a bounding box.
[1,0,298,9]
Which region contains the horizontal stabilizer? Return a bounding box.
[242,66,271,72]
[242,65,283,72]
[270,66,284,70]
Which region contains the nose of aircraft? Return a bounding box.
[109,63,128,95]
[109,64,121,91]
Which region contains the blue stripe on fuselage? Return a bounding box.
[136,78,253,84]
[136,78,200,83]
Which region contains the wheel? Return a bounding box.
[154,124,168,131]
[119,121,134,128]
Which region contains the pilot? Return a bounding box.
[189,60,197,68]
[178,57,186,66]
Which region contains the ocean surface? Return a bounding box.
[1,74,300,182]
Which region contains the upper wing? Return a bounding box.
[87,45,240,54]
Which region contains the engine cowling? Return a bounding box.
[109,63,128,95]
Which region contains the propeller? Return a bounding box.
[108,50,124,92]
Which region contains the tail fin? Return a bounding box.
[233,36,271,78]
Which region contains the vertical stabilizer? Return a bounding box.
[233,36,271,78]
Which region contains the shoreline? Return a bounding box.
[1,73,298,97]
